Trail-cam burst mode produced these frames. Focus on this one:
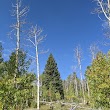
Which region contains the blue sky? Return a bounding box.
[0,0,110,79]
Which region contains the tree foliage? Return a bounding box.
[86,52,110,109]
[42,54,64,101]
[0,47,36,110]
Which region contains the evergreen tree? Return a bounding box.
[5,50,31,77]
[0,43,5,77]
[0,42,3,63]
[42,54,64,100]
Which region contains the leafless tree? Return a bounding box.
[94,0,110,25]
[89,43,99,61]
[9,0,29,108]
[93,0,110,39]
[74,45,85,104]
[27,25,48,110]
[10,0,29,68]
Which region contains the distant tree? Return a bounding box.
[0,42,3,63]
[63,72,80,102]
[42,54,64,101]
[73,72,78,97]
[74,46,85,104]
[0,43,5,77]
[89,43,99,61]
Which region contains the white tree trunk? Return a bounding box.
[75,46,85,104]
[14,0,20,108]
[79,61,85,104]
[28,25,47,110]
[35,34,40,110]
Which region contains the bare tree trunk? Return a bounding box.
[10,0,29,109]
[79,62,85,104]
[14,0,20,108]
[74,46,85,104]
[27,25,47,110]
[35,35,40,110]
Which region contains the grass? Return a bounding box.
[25,102,93,110]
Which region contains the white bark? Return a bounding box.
[35,34,40,110]
[95,0,110,26]
[28,25,46,110]
[10,0,29,108]
[74,46,85,104]
[11,0,28,78]
[89,43,99,61]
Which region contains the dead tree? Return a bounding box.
[10,0,29,70]
[94,0,110,25]
[94,0,110,38]
[74,46,85,104]
[89,43,99,61]
[9,0,29,108]
[28,25,47,110]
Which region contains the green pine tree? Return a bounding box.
[42,54,64,101]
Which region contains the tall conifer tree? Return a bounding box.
[43,54,64,100]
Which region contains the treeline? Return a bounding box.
[62,51,110,110]
[0,43,110,110]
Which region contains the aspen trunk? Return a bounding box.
[35,34,40,110]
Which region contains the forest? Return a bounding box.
[0,0,110,110]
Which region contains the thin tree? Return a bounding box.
[28,25,47,110]
[9,0,29,108]
[10,0,29,70]
[89,43,99,61]
[74,45,85,104]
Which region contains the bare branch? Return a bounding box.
[94,0,110,25]
[26,39,36,47]
[89,43,99,61]
[19,6,29,17]
[39,49,49,54]
[26,53,36,59]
